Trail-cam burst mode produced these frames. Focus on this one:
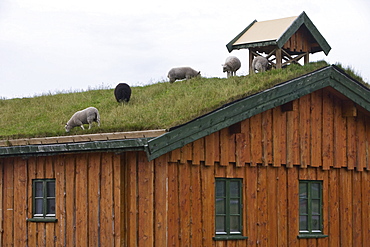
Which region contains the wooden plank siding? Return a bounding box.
[0,88,370,246]
[0,152,123,246]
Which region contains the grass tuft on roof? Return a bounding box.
[1,61,362,140]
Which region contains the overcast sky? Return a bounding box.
[1,0,369,99]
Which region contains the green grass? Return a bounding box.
[0,61,359,139]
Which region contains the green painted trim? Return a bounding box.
[297,234,328,239]
[147,66,370,160]
[27,218,58,223]
[0,138,150,157]
[226,20,257,52]
[213,235,248,241]
[276,12,331,55]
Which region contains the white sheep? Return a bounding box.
[252,56,270,73]
[222,56,241,77]
[65,107,100,132]
[167,67,201,83]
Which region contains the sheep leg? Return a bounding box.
[80,125,85,130]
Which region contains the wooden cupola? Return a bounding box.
[226,12,331,73]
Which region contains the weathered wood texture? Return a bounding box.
[0,152,123,246]
[122,88,370,246]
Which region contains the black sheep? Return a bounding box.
[114,83,132,103]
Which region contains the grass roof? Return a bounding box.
[0,61,365,140]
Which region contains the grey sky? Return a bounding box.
[1,0,369,99]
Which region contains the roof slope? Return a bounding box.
[146,65,370,160]
[226,11,331,55]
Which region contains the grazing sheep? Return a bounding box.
[222,56,241,77]
[167,67,200,83]
[252,56,270,73]
[65,107,100,132]
[114,83,132,103]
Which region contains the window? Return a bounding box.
[28,179,57,222]
[298,180,327,238]
[214,178,247,240]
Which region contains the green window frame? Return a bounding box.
[298,180,327,238]
[27,179,57,223]
[213,178,247,241]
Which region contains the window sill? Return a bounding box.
[297,234,328,239]
[213,235,248,241]
[27,218,58,223]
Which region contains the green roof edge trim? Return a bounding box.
[226,19,257,52]
[0,138,151,157]
[276,12,331,55]
[146,66,370,160]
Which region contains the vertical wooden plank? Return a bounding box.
[246,165,257,246]
[180,143,192,164]
[328,169,340,247]
[170,148,180,163]
[241,118,251,164]
[100,153,115,246]
[137,152,154,247]
[36,157,46,246]
[178,162,191,246]
[75,154,88,247]
[273,107,284,167]
[168,162,179,246]
[356,115,366,171]
[286,100,300,167]
[113,154,122,247]
[333,97,347,168]
[276,167,288,246]
[55,155,66,246]
[87,153,101,246]
[299,94,311,168]
[220,128,230,166]
[205,132,216,166]
[192,138,202,165]
[65,155,76,247]
[27,157,37,247]
[347,116,357,170]
[3,158,14,246]
[45,156,55,247]
[250,114,262,165]
[322,90,334,169]
[235,133,247,167]
[267,167,278,246]
[125,152,138,247]
[262,110,273,166]
[154,155,168,247]
[190,164,202,246]
[13,158,27,246]
[311,90,322,167]
[366,117,370,170]
[287,167,298,246]
[361,172,370,245]
[257,166,268,245]
[339,169,353,246]
[201,165,214,246]
[317,169,329,246]
[352,171,362,246]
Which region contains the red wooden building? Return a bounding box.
[0,65,369,246]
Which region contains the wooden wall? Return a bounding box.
[124,88,370,246]
[283,25,316,54]
[124,153,370,247]
[0,152,123,246]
